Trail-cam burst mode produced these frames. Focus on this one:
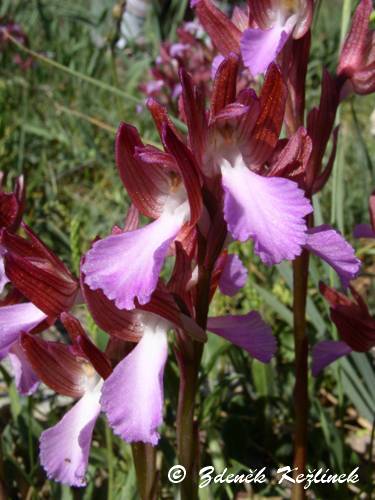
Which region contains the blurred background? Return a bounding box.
[0,0,374,498]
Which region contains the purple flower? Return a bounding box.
[21,323,111,487]
[83,120,202,311]
[207,58,313,264]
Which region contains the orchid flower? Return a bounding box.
[192,0,313,77]
[82,109,203,310]
[82,250,276,446]
[20,314,112,487]
[200,55,359,283]
[312,283,375,376]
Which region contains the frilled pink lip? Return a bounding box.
[221,159,312,265]
[82,211,186,311]
[40,388,101,487]
[100,319,168,445]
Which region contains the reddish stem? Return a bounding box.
[291,249,310,500]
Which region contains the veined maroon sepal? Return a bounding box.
[282,31,311,134]
[248,0,273,29]
[179,68,208,163]
[162,124,203,226]
[168,242,193,302]
[81,274,144,342]
[146,97,181,142]
[305,69,339,190]
[60,313,112,380]
[123,204,139,232]
[210,54,239,121]
[320,282,375,353]
[337,0,374,95]
[268,127,312,183]
[2,228,79,317]
[138,284,207,342]
[235,89,260,146]
[134,146,178,173]
[250,63,287,166]
[193,0,242,56]
[20,333,88,398]
[115,122,171,219]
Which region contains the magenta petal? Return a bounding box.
[312,340,352,376]
[0,302,47,351]
[101,320,168,445]
[221,162,312,265]
[305,225,361,287]
[353,223,375,239]
[8,341,39,396]
[207,311,276,363]
[40,388,101,487]
[219,254,248,296]
[240,26,289,77]
[83,213,184,310]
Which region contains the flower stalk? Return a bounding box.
[132,443,157,500]
[292,249,310,500]
[177,257,211,499]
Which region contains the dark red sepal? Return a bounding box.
[115,122,171,218]
[249,64,287,166]
[2,228,79,317]
[210,53,239,121]
[60,312,112,380]
[268,127,312,184]
[320,282,375,352]
[20,333,87,398]
[146,98,181,142]
[306,69,339,189]
[337,0,372,79]
[162,124,203,225]
[194,0,241,55]
[138,284,207,342]
[81,273,144,342]
[179,68,208,164]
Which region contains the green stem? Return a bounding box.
[105,424,114,500]
[291,250,310,500]
[132,443,157,500]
